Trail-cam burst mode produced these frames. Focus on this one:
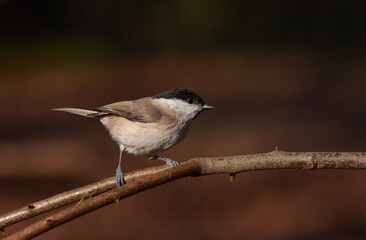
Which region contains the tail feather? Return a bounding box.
[52,108,106,118]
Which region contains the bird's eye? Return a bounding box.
[186,98,193,104]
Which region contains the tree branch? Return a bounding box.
[0,165,170,230]
[5,161,199,240]
[4,151,366,239]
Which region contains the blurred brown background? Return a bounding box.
[0,1,366,239]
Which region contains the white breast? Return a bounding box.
[100,115,191,156]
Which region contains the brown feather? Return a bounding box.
[96,97,163,123]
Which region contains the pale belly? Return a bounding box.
[100,116,191,156]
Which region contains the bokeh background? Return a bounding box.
[1,1,366,239]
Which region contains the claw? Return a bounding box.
[166,159,180,167]
[149,156,180,167]
[116,168,125,187]
[160,157,180,167]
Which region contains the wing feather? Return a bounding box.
[96,97,162,123]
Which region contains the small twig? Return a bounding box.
[1,228,7,237]
[229,173,235,182]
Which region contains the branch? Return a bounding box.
[0,165,170,230]
[4,151,366,239]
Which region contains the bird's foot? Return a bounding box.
[115,167,125,187]
[159,157,180,167]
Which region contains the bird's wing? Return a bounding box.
[96,97,162,123]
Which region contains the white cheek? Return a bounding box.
[172,102,200,115]
[154,99,201,119]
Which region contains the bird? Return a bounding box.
[53,88,213,187]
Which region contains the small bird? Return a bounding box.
[53,88,213,187]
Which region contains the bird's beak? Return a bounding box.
[202,103,214,110]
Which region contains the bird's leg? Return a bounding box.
[116,148,125,187]
[149,155,180,167]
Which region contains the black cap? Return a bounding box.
[153,88,204,105]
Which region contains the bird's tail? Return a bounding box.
[52,108,106,118]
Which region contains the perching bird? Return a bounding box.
[53,88,213,186]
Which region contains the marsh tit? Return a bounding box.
[54,88,213,187]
